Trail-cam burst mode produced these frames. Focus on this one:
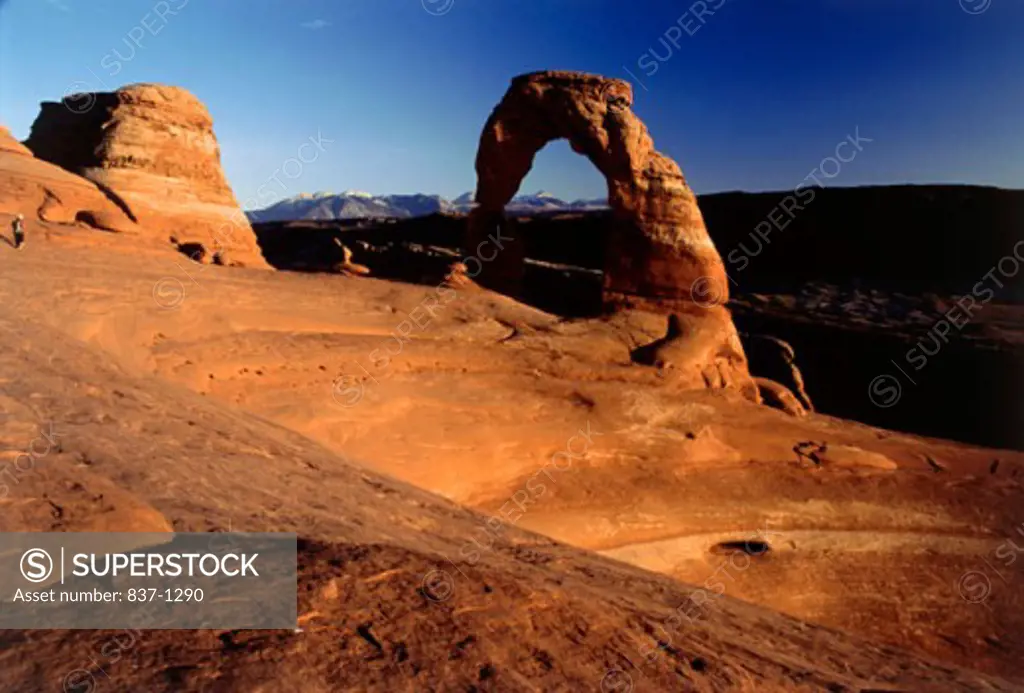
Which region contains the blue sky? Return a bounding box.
[1,0,1022,207]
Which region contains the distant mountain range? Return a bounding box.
[246,190,608,222]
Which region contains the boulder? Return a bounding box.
[794,442,898,471]
[630,310,758,398]
[331,238,371,276]
[744,334,814,412]
[25,84,267,267]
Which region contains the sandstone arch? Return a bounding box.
[467,71,781,403]
[466,70,728,310]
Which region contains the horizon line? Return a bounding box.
[243,182,1021,211]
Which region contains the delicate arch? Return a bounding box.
[466,70,729,311]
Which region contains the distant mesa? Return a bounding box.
[25,83,267,268]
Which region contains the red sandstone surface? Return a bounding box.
[0,124,136,232]
[24,84,267,267]
[0,75,1020,691]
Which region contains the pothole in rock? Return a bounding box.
[709,540,772,557]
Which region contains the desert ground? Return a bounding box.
[0,215,1021,690]
[0,75,1021,691]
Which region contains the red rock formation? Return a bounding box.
[470,71,768,404]
[0,126,32,157]
[25,84,267,267]
[629,309,760,400]
[0,124,136,231]
[468,71,728,309]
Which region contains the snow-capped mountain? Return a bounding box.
[247,190,608,222]
[503,191,568,213]
[452,190,608,214]
[247,191,454,223]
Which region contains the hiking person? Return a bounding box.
[11,214,25,249]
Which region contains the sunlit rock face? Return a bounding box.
[26,83,267,267]
[468,71,763,403]
[468,70,728,310]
